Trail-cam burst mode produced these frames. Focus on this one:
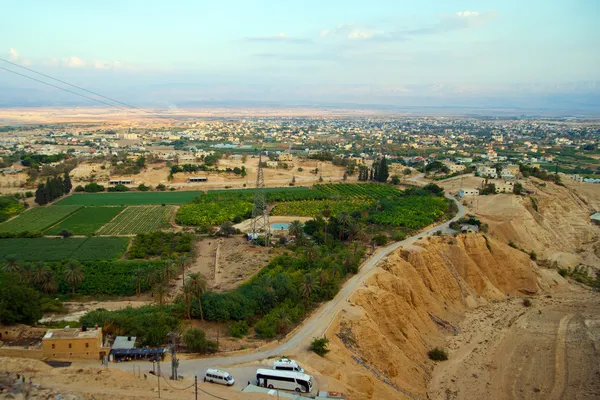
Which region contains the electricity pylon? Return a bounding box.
[251,150,270,245]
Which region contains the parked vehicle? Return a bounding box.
[204,369,235,386]
[256,368,313,393]
[273,358,304,373]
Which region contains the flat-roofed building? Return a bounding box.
[42,327,105,360]
[188,176,208,182]
[495,181,514,193]
[109,179,133,185]
[459,188,480,197]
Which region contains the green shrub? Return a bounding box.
[40,298,67,314]
[523,298,532,307]
[84,183,105,193]
[371,234,388,246]
[428,347,448,361]
[529,251,537,261]
[558,268,569,277]
[230,320,249,338]
[183,328,218,354]
[391,231,406,241]
[508,241,517,248]
[310,337,330,357]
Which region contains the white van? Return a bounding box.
[272,358,304,373]
[204,368,235,386]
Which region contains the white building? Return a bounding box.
[459,188,480,197]
[477,166,498,179]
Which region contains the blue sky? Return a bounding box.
[1,0,599,107]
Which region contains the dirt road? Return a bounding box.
[427,286,600,400]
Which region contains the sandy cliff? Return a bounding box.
[475,179,600,268]
[298,234,557,400]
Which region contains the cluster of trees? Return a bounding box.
[0,195,25,222]
[2,256,85,295]
[0,270,42,325]
[35,173,72,205]
[358,157,389,182]
[74,182,104,193]
[20,153,68,168]
[424,161,450,175]
[127,232,193,260]
[519,163,561,184]
[170,163,247,177]
[111,155,146,175]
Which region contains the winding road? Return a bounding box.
[173,188,465,375]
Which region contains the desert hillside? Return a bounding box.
[473,179,600,269]
[293,234,554,399]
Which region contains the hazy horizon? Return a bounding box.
[1,0,599,115]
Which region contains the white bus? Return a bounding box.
[256,368,313,393]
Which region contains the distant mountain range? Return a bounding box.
[1,81,599,116]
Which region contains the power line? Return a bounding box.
[160,373,231,400]
[0,65,129,111]
[1,57,170,120]
[0,60,172,121]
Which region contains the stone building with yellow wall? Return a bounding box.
[42,327,106,360]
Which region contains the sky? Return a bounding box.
[1,0,599,109]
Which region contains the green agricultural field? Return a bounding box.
[97,205,176,235]
[45,206,125,235]
[69,237,131,260]
[54,191,202,206]
[271,199,374,217]
[0,205,81,234]
[0,237,130,261]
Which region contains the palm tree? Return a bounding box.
[32,262,52,287]
[133,269,144,297]
[145,269,161,288]
[315,268,328,287]
[2,254,20,273]
[63,260,84,296]
[177,254,189,286]
[275,309,292,335]
[161,261,177,286]
[187,273,207,320]
[153,284,169,307]
[337,212,351,241]
[299,274,314,313]
[19,262,34,284]
[305,243,320,264]
[41,270,58,294]
[288,220,304,240]
[181,282,193,319]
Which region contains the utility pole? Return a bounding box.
[157,357,161,399]
[194,376,198,400]
[168,332,179,380]
[251,148,270,245]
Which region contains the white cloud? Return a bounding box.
[320,24,384,40]
[63,56,86,68]
[456,11,480,18]
[8,48,19,61]
[348,28,384,40]
[246,33,311,43]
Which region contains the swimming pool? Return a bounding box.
[271,222,291,230]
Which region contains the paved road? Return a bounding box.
[173,192,465,376]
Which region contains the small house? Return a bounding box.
[461,225,479,234]
[458,188,480,197]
